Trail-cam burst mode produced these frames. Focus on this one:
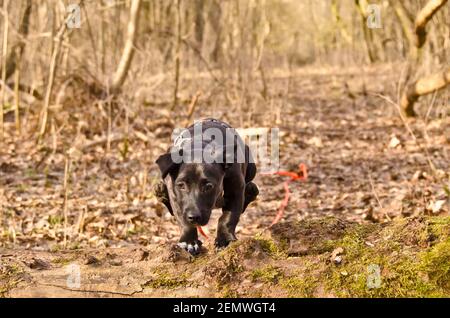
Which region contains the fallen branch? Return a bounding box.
[401,67,450,116]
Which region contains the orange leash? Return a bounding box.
[197,163,307,237]
[197,225,209,239]
[262,163,308,227]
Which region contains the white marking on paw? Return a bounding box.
[178,241,201,254]
[177,242,187,249]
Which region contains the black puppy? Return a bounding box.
[155,118,259,255]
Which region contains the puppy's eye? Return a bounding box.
[203,183,214,192]
[176,182,187,191]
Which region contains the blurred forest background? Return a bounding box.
[0,0,448,251]
[0,0,449,298]
[0,0,449,125]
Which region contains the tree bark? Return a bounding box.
[38,5,71,140]
[332,0,352,45]
[0,0,32,82]
[1,0,9,139]
[354,0,379,63]
[171,0,182,111]
[400,0,449,116]
[415,0,448,48]
[390,0,415,57]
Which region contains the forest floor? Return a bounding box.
[0,64,449,297]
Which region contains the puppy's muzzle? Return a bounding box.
[186,210,209,226]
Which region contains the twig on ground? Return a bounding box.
[62,156,71,248]
[374,93,437,175]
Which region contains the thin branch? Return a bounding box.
[108,0,142,94]
[1,0,9,139]
[38,7,72,141]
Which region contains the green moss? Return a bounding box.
[48,215,63,227]
[143,266,191,289]
[322,216,450,297]
[254,236,287,259]
[421,238,450,290]
[144,273,189,289]
[131,216,450,297]
[52,255,78,266]
[251,265,283,283]
[427,216,450,242]
[221,285,240,298]
[209,250,244,285]
[280,274,318,297]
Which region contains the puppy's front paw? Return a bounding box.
[177,240,202,255]
[214,235,236,250]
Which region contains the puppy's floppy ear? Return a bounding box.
[156,153,178,178]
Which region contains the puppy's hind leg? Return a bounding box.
[242,182,259,212]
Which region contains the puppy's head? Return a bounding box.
[156,153,225,226]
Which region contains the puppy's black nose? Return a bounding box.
[187,213,201,224]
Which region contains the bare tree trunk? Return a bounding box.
[354,0,379,63]
[1,0,9,139]
[39,1,84,140]
[0,0,32,81]
[171,0,182,111]
[100,1,106,74]
[210,0,223,64]
[194,0,205,47]
[13,47,20,134]
[400,0,449,116]
[332,0,352,45]
[390,0,415,57]
[108,0,142,94]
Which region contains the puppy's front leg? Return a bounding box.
[215,177,245,249]
[178,225,202,255]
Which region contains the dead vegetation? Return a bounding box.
[0,0,449,297]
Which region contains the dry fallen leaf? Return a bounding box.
[307,136,323,148]
[388,135,401,148]
[427,200,447,214]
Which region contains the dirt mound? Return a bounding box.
[2,216,450,297]
[270,217,351,256]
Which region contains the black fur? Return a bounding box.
[155,119,259,255]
